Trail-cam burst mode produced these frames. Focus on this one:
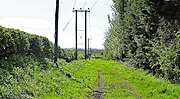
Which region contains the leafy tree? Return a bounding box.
[105,0,180,83]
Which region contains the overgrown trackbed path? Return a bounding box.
[41,59,180,98]
[91,64,142,99]
[1,56,180,98]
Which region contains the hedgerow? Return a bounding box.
[0,26,74,61]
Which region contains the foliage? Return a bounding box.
[0,56,180,98]
[0,26,53,58]
[0,56,96,98]
[77,52,84,60]
[0,26,74,61]
[104,0,180,83]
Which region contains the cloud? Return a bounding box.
[0,17,104,49]
[0,17,54,40]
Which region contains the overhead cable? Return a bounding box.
[91,0,100,10]
[82,0,87,8]
[62,15,74,32]
[73,0,77,8]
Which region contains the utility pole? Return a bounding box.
[73,8,90,60]
[74,9,78,60]
[85,10,87,60]
[54,0,59,63]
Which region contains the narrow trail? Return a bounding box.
[92,70,105,99]
[112,70,142,99]
[90,69,142,99]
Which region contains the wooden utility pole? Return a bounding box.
[54,0,59,63]
[75,9,78,60]
[73,8,90,60]
[85,10,87,60]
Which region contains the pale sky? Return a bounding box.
[0,0,113,49]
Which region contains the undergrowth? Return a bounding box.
[0,56,180,98]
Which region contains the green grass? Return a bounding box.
[0,56,180,98]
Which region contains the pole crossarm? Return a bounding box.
[73,8,90,12]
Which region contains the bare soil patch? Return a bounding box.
[92,70,105,99]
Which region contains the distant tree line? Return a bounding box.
[104,0,180,83]
[0,26,75,62]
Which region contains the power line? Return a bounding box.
[62,0,77,32]
[62,14,74,32]
[73,0,77,8]
[88,12,91,35]
[80,9,84,26]
[82,0,87,8]
[88,12,91,26]
[88,12,92,43]
[90,0,100,10]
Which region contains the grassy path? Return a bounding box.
[62,59,180,99]
[1,56,180,98]
[111,70,141,98]
[96,61,142,99]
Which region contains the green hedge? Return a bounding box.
[0,26,52,58]
[0,26,74,61]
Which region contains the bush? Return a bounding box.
[0,26,70,61]
[158,32,180,83]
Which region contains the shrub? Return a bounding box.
[0,26,71,61]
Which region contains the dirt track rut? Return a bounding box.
[92,70,105,99]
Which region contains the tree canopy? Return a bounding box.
[104,0,180,83]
